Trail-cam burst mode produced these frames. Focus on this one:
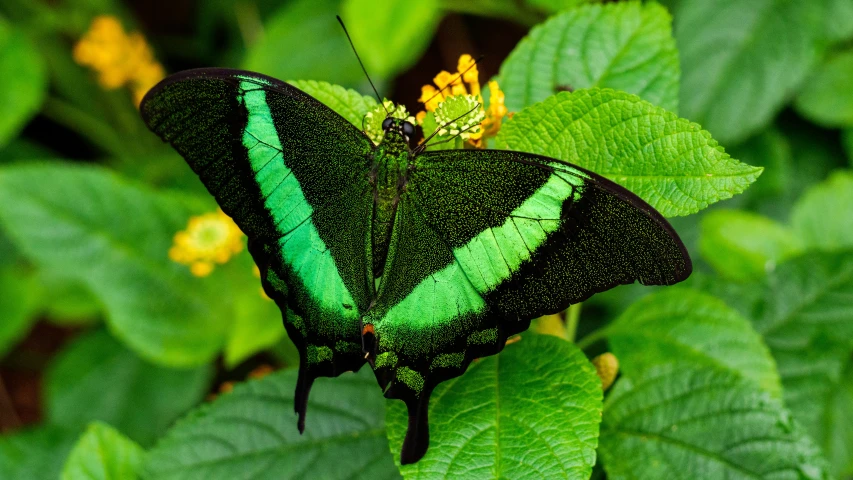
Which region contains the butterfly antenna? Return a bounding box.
[337,15,387,114]
[421,55,484,107]
[414,102,482,155]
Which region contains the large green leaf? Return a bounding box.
[341,0,442,79]
[498,2,679,113]
[61,422,145,480]
[143,368,400,480]
[244,0,364,87]
[0,20,47,148]
[599,365,831,479]
[0,163,229,366]
[45,329,212,447]
[790,170,853,251]
[604,288,782,397]
[0,425,79,480]
[386,334,602,479]
[795,50,853,128]
[755,252,853,477]
[494,88,762,217]
[0,266,40,358]
[676,0,824,145]
[699,209,802,281]
[286,80,378,128]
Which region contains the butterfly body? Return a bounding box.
[141,68,691,464]
[370,123,410,279]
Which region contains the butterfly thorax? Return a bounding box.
[369,129,412,280]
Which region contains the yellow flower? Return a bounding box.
[169,209,244,277]
[73,15,165,106]
[416,54,509,148]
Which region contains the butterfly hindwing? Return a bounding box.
[370,148,691,463]
[141,69,375,428]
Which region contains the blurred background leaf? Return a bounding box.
[675,0,825,146]
[0,163,228,366]
[0,19,47,149]
[44,329,212,447]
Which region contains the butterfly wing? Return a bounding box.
[371,148,691,463]
[141,68,375,429]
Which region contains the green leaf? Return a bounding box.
[341,0,442,78]
[599,365,831,479]
[754,252,853,476]
[244,0,364,87]
[819,358,853,477]
[0,425,78,480]
[286,79,378,128]
[676,0,824,145]
[0,266,40,358]
[699,210,802,281]
[756,251,853,352]
[45,329,212,447]
[386,333,602,479]
[0,20,47,148]
[727,127,793,211]
[143,368,400,480]
[523,0,602,15]
[61,422,145,480]
[791,171,853,251]
[824,0,853,44]
[605,288,782,397]
[39,274,102,325]
[0,163,229,366]
[498,2,680,113]
[494,88,763,217]
[795,50,853,128]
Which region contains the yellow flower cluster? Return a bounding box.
[73,15,165,106]
[169,209,244,277]
[416,54,508,147]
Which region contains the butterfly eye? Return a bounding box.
[382,118,394,131]
[402,121,415,137]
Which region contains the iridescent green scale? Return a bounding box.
[140,69,691,464]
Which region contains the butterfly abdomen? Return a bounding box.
[369,133,411,280]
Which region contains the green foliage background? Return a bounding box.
[0,0,851,478]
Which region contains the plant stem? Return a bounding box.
[565,302,582,343]
[575,328,608,351]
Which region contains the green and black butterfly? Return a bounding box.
[141,67,691,464]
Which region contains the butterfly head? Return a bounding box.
[382,117,416,142]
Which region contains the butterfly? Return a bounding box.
[140,68,691,464]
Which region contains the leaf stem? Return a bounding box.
[565,303,582,343]
[575,327,608,351]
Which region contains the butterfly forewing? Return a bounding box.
[140,69,376,428]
